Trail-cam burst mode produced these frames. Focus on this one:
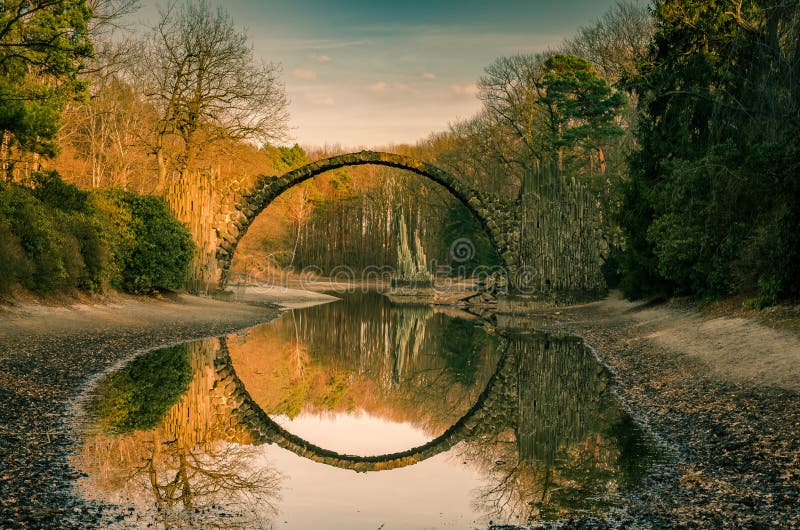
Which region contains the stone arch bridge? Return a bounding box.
[211,150,607,303]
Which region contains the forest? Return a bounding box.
[1,0,798,305]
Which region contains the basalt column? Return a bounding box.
[165,170,222,295]
[501,163,608,310]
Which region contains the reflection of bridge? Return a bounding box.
[212,335,514,472]
[171,331,608,472]
[80,330,650,526]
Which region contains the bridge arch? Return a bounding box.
[214,151,519,290]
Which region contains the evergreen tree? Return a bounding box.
[0,1,93,172]
[621,0,800,302]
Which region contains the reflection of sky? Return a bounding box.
[272,411,430,454]
[126,1,633,147]
[262,411,488,529]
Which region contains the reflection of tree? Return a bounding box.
[436,318,496,386]
[229,292,502,435]
[144,438,280,529]
[389,302,429,387]
[515,333,608,465]
[79,308,656,527]
[462,332,658,524]
[78,339,282,529]
[88,345,192,434]
[468,422,626,522]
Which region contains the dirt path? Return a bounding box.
[566,293,800,391]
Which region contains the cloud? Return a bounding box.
[450,83,479,97]
[367,81,389,94]
[310,96,336,107]
[285,38,368,51]
[292,68,317,81]
[367,81,419,95]
[311,54,332,63]
[421,72,436,80]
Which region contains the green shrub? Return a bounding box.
[118,193,195,293]
[90,190,194,293]
[88,190,136,290]
[0,185,79,292]
[0,213,27,295]
[30,170,90,213]
[0,173,194,296]
[743,277,781,310]
[63,212,108,292]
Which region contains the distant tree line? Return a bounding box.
[2,0,797,305]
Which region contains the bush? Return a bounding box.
[0,184,81,292]
[88,190,136,290]
[64,212,108,292]
[115,192,195,293]
[30,170,90,213]
[0,214,27,295]
[0,172,195,296]
[90,189,194,293]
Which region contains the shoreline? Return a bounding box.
[539,295,800,528]
[0,293,282,529]
[1,290,798,528]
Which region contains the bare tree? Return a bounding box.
[60,76,155,188]
[87,0,140,34]
[478,53,555,172]
[132,0,289,186]
[84,1,142,78]
[565,1,654,85]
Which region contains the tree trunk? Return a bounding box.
[1,130,10,181]
[156,149,168,193]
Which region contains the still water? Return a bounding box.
[75,291,661,529]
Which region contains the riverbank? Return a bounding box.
[536,294,800,528]
[0,293,283,529]
[1,290,798,528]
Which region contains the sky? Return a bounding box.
[128,1,626,149]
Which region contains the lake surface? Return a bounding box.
[75,291,661,529]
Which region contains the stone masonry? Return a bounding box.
[211,150,607,304]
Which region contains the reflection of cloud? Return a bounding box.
[311,54,332,63]
[310,96,336,107]
[367,81,419,95]
[421,72,436,80]
[450,83,479,97]
[293,68,317,81]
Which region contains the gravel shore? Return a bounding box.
[539,297,800,529]
[1,291,798,529]
[0,293,279,529]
